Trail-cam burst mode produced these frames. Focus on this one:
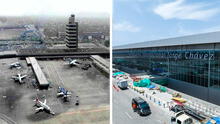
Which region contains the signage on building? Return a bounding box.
[168,51,214,60]
[115,50,215,60]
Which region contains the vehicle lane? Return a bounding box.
[113,79,171,124]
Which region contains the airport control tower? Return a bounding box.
[66,14,78,49]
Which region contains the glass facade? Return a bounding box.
[113,49,220,89]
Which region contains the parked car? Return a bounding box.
[132,97,151,116]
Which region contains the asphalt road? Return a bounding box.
[112,80,171,124]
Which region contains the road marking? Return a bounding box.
[125,112,133,119]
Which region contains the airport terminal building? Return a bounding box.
[113,31,220,105]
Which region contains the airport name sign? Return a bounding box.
[115,50,215,60]
[184,52,214,60]
[168,52,214,60]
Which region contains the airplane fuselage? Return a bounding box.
[37,101,51,111]
[18,74,22,83]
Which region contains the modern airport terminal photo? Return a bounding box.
[112,0,220,124]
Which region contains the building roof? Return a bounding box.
[133,97,145,103]
[29,57,49,86]
[114,31,220,50]
[0,51,17,56]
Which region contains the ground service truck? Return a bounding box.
[171,111,199,124]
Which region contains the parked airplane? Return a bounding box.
[33,98,55,115]
[11,74,27,84]
[9,62,21,69]
[65,58,81,67]
[57,86,71,101]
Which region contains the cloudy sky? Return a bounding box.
[0,0,111,17]
[113,0,220,46]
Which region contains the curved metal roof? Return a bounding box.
[114,31,220,50]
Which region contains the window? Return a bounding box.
[185,118,193,124]
[113,50,220,90]
[177,120,182,124]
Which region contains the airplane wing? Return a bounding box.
[10,62,19,66]
[44,99,46,104]
[21,75,27,79]
[67,92,72,95]
[74,63,80,66]
[10,63,15,66]
[16,66,21,69]
[35,107,44,111]
[57,92,64,96]
[66,94,71,97]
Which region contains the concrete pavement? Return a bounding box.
[113,79,171,124]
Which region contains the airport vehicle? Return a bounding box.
[11,74,27,84]
[57,86,72,101]
[33,98,55,115]
[171,105,208,124]
[117,79,128,89]
[9,62,21,69]
[132,97,151,116]
[171,111,194,124]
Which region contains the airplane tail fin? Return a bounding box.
[66,94,71,97]
[44,99,47,104]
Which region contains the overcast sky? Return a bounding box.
[0,0,111,16]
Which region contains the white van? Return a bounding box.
[171,111,193,124]
[117,79,128,90]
